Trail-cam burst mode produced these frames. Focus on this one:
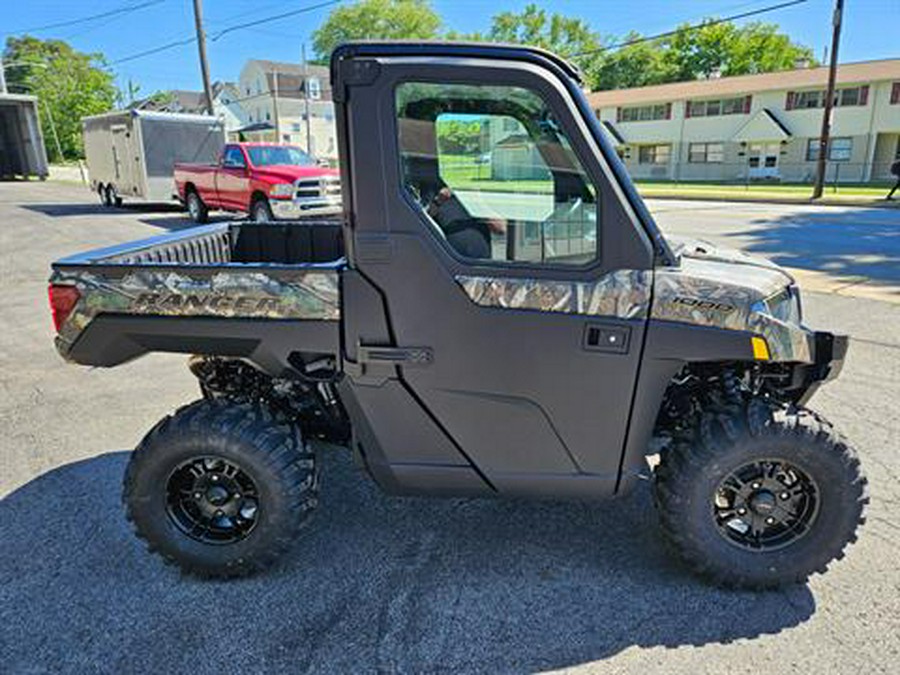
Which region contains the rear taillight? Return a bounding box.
[48,284,80,332]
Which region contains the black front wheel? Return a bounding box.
[654,398,867,589]
[251,197,274,223]
[124,400,318,578]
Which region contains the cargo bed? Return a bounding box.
[49,221,345,374]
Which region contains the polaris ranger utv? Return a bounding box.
[48,43,866,589]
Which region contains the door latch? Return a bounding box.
[583,324,630,354]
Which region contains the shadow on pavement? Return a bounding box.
[740,208,900,285]
[0,449,815,673]
[24,202,184,218]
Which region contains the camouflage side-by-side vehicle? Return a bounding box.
[48,43,867,589]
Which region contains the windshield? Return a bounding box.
[246,145,315,167]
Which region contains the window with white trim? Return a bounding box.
[689,142,725,163]
[638,144,671,165]
[307,78,322,100]
[688,97,748,117]
[620,104,668,122]
[806,137,853,161]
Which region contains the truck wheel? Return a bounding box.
[99,184,112,207]
[654,398,867,590]
[123,400,318,578]
[186,190,209,223]
[251,197,274,223]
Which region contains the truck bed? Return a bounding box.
[50,221,345,374]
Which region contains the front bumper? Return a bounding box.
[270,197,342,219]
[787,331,849,405]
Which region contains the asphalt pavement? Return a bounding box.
[1,182,898,674]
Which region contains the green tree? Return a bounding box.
[449,4,602,78]
[436,119,482,155]
[3,36,117,161]
[312,0,441,61]
[593,20,816,90]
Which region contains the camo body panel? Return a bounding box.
[456,257,812,363]
[652,257,810,362]
[51,267,340,352]
[456,269,651,319]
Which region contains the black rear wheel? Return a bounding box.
[124,400,318,578]
[654,398,867,589]
[186,189,209,223]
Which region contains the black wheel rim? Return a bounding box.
[712,459,819,551]
[166,456,260,545]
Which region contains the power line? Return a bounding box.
[3,0,165,36]
[112,37,197,65]
[209,0,341,41]
[572,0,809,57]
[110,0,341,65]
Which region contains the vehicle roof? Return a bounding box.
[330,40,583,85]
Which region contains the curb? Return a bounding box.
[638,192,900,210]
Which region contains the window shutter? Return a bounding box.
[891,82,900,105]
[744,95,752,113]
[859,85,869,106]
[685,101,692,118]
[616,107,622,122]
[665,102,672,119]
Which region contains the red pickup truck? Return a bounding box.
[174,142,341,222]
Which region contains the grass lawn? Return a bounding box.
[436,154,897,204]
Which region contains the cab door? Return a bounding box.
[217,145,249,209]
[337,51,655,498]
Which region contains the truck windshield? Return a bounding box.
[246,146,315,167]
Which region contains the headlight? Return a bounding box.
[269,183,294,198]
[758,285,802,324]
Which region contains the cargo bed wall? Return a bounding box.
[50,222,345,374]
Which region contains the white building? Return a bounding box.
[587,58,900,183]
[236,59,337,160]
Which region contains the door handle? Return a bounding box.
[358,344,433,366]
[583,324,630,354]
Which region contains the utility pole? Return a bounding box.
[0,57,7,94]
[302,44,312,155]
[192,0,215,116]
[812,0,843,199]
[272,66,281,143]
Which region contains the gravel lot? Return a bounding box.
[1,182,898,674]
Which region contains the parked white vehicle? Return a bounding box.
[82,110,224,206]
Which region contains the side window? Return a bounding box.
[396,82,599,266]
[223,147,245,168]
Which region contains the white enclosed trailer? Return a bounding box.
[82,110,224,205]
[0,94,49,180]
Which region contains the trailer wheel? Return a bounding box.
[99,184,112,207]
[654,398,867,590]
[109,185,123,207]
[186,189,209,223]
[123,399,318,578]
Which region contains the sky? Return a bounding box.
[3,0,898,96]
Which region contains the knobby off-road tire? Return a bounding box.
[123,400,318,578]
[654,398,868,590]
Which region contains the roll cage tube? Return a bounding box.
[330,41,676,266]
